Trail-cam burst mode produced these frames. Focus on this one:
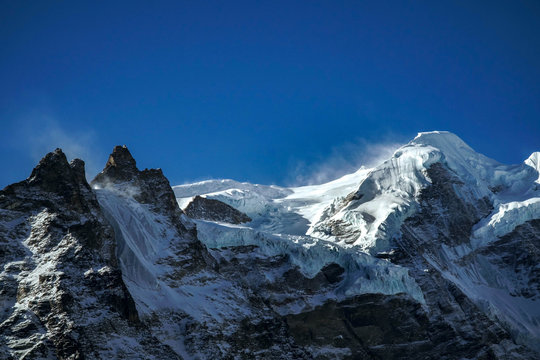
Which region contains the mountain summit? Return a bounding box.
[93,145,138,183]
[1,132,539,359]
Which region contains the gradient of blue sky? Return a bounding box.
[1,1,539,187]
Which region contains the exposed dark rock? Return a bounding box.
[0,148,180,359]
[286,294,428,359]
[184,314,310,359]
[0,149,95,214]
[185,195,252,224]
[320,263,345,284]
[406,163,493,246]
[92,145,182,218]
[91,145,216,274]
[2,144,538,359]
[477,219,540,299]
[92,145,138,184]
[390,162,536,359]
[286,290,531,360]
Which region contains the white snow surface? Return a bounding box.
[472,197,540,247]
[90,131,539,353]
[174,167,372,236]
[525,152,540,183]
[173,131,540,349]
[194,219,425,306]
[176,132,539,253]
[95,188,254,325]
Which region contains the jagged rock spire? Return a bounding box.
[93,145,139,184]
[106,145,137,169]
[91,145,188,221]
[26,148,89,188]
[0,148,92,213]
[28,148,73,189]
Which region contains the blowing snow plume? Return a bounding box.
[288,138,403,186]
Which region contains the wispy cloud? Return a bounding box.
[287,138,404,186]
[13,116,104,180]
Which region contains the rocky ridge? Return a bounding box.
[174,131,540,358]
[184,195,252,224]
[1,132,539,359]
[0,149,177,359]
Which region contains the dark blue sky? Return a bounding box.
[1,1,539,187]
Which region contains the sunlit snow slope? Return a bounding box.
[175,131,539,252]
[174,131,540,351]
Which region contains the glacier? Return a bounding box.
[174,131,540,353]
[2,132,538,359]
[95,188,257,324]
[175,131,539,254]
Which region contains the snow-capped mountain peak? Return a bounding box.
[412,130,476,150]
[173,131,540,354]
[1,133,539,359]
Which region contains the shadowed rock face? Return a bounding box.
[477,219,540,299]
[2,146,538,359]
[91,145,215,275]
[1,149,95,214]
[389,162,535,359]
[92,145,181,217]
[92,145,138,183]
[184,195,252,224]
[0,149,178,359]
[286,292,521,360]
[286,294,432,360]
[404,163,492,246]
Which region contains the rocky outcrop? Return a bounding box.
[1,147,310,359]
[92,145,216,275]
[2,140,538,359]
[286,291,529,360]
[476,219,540,300]
[403,163,492,247]
[89,146,308,358]
[184,195,252,224]
[286,294,434,360]
[0,149,178,359]
[391,162,535,358]
[92,145,185,218]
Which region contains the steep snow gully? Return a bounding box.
[0,131,538,359]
